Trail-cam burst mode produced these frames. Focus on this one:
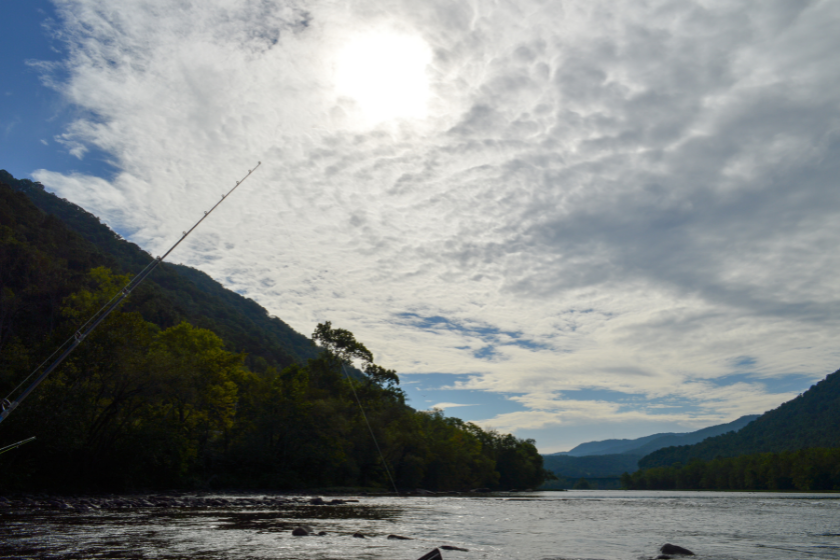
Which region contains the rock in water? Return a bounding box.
[387,534,413,540]
[660,543,695,556]
[352,532,365,538]
[291,527,309,536]
[416,549,443,560]
[441,545,469,551]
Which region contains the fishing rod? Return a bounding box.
[0,163,262,426]
[0,436,36,456]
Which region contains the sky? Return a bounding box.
[2,0,839,453]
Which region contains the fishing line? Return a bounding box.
[0,163,261,425]
[340,362,400,494]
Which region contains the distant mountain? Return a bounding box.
[555,415,759,457]
[1,170,318,372]
[541,415,758,480]
[557,434,668,457]
[640,369,840,469]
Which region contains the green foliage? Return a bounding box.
[0,176,552,492]
[573,477,591,489]
[625,448,840,491]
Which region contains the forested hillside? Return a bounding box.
[624,448,840,491]
[0,169,317,372]
[639,369,840,469]
[0,175,550,492]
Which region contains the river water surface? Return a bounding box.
[1,490,839,560]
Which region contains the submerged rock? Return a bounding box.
[352,532,366,538]
[291,527,309,536]
[441,545,469,551]
[387,534,413,540]
[660,543,695,556]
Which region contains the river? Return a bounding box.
[1,490,838,560]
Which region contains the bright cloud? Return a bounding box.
[30,0,840,451]
[429,402,476,411]
[335,30,432,123]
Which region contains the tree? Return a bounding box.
[312,321,401,396]
[573,477,591,489]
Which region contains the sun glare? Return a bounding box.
[335,31,432,124]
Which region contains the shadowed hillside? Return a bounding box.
[1,169,317,372]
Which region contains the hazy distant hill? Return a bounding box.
[1,169,318,371]
[640,369,840,469]
[556,415,759,458]
[541,415,758,480]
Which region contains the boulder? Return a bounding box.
[660,544,695,556]
[387,534,413,540]
[291,527,309,536]
[352,532,366,538]
[416,549,443,560]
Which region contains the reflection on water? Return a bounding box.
[1,491,839,560]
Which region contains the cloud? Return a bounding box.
[29,0,840,450]
[429,402,475,411]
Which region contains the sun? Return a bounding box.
[335,31,432,124]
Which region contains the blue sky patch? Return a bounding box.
[710,372,817,394]
[0,1,119,181]
[394,312,549,352]
[731,355,757,368]
[400,372,527,421]
[554,387,706,416]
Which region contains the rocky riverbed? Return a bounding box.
[2,490,839,560]
[0,492,359,512]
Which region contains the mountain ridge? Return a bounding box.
[1,169,318,371]
[552,414,759,457]
[639,368,840,469]
[541,415,758,480]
